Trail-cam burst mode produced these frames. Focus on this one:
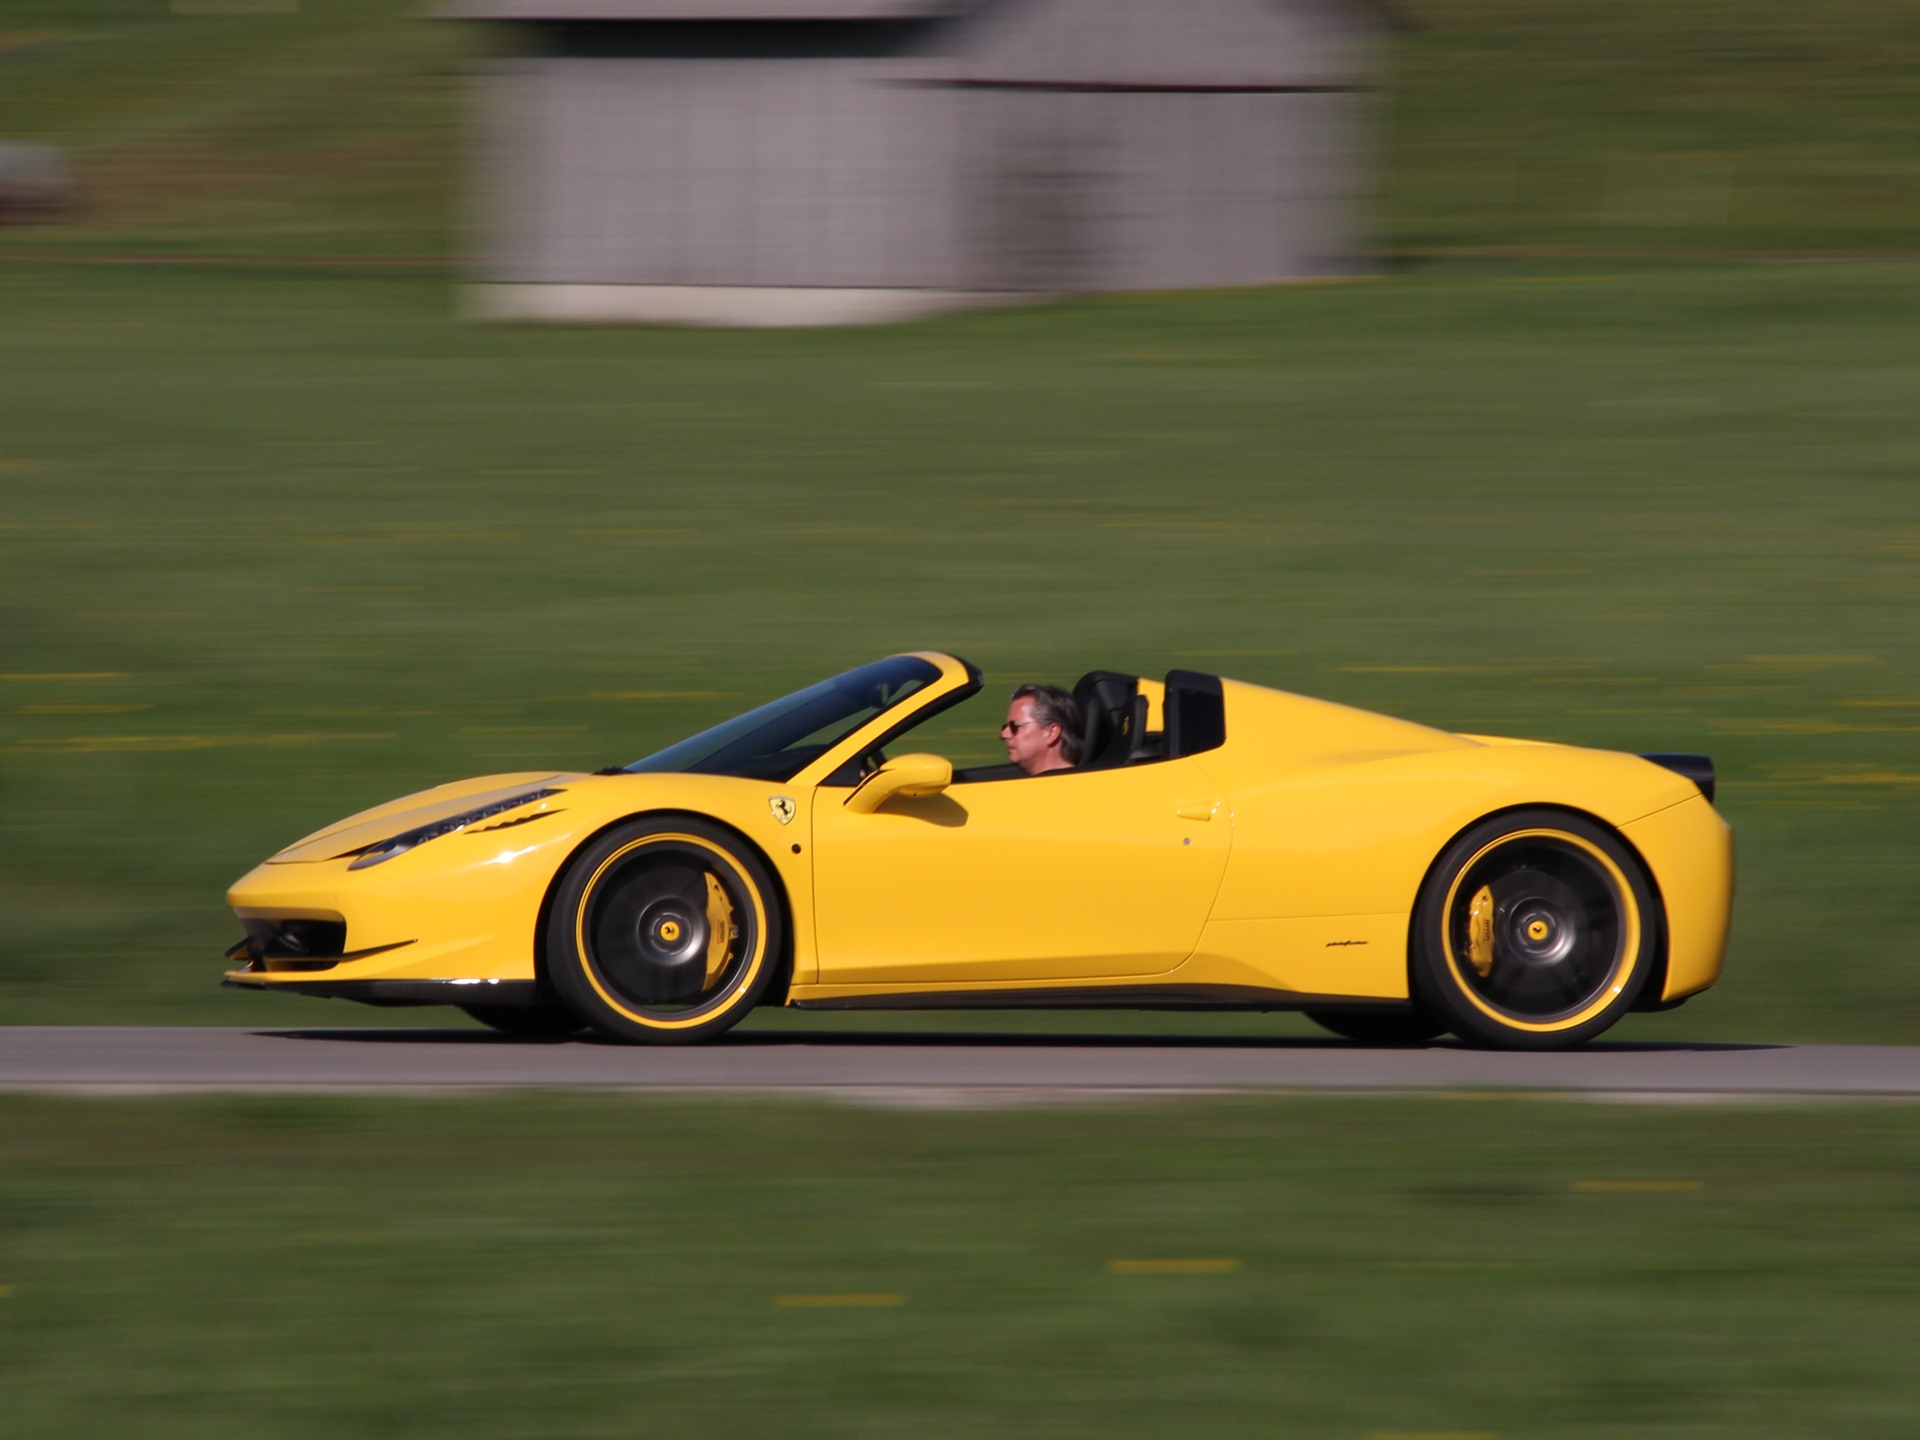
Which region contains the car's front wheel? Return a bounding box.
[545,817,784,1044]
[1412,809,1657,1050]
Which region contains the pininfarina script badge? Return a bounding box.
[768,795,796,825]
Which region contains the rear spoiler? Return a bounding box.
[1641,752,1715,805]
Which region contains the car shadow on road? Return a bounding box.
[257,1027,1786,1053]
[725,1033,1788,1053]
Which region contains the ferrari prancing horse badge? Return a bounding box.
[768,795,796,825]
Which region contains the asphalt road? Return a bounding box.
[4,1026,1920,1100]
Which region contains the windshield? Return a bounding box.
[623,656,941,782]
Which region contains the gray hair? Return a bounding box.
[1011,683,1083,764]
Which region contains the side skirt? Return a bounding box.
[790,985,1421,1013]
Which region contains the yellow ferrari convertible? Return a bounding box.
[225,652,1732,1049]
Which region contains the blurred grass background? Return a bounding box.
[1,1,1917,1037]
[4,0,1920,259]
[5,8,1920,1436]
[5,1092,1920,1438]
[4,261,1916,1036]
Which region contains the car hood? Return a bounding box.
[266,771,584,864]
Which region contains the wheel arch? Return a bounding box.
[1402,801,1670,1008]
[532,808,797,1006]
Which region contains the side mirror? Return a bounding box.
[843,753,952,814]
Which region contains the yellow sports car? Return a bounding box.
[225,652,1732,1049]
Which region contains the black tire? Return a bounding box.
[1304,1009,1450,1045]
[545,817,785,1045]
[458,1003,584,1039]
[1412,808,1657,1051]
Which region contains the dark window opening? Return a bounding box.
[624,655,942,784]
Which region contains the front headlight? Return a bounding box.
[343,788,565,870]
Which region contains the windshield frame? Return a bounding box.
[621,653,978,786]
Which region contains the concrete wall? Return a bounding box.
[459,0,1374,324]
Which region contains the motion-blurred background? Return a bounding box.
[3,6,1920,1433]
[4,0,1916,1036]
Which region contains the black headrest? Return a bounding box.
[1163,669,1225,759]
[1078,703,1113,768]
[1072,670,1137,714]
[1071,670,1139,770]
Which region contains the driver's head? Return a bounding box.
[1003,684,1082,775]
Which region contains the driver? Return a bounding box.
[1002,684,1082,776]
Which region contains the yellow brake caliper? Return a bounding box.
[702,873,737,989]
[1466,885,1496,977]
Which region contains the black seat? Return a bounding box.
[1070,670,1141,770]
[1121,693,1164,764]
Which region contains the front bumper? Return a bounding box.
[221,819,575,995]
[221,973,546,1007]
[1620,792,1735,1002]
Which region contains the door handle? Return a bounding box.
[1174,801,1216,821]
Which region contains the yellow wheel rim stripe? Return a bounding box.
[574,832,768,1031]
[1439,828,1643,1034]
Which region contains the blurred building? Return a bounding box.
[446,0,1376,325]
[0,142,76,225]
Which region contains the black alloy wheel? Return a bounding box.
[546,817,784,1044]
[1412,808,1658,1050]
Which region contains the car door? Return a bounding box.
[809,756,1231,985]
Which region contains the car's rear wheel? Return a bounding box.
[1304,1009,1449,1044]
[546,818,783,1044]
[458,1003,583,1039]
[1412,809,1656,1050]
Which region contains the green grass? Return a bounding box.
[4,12,1917,1435]
[4,1,1920,260]
[3,1092,1918,1438]
[0,0,457,259]
[1387,0,1920,255]
[1,258,1917,1038]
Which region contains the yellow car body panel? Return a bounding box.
[225,651,1732,1028]
[268,772,570,863]
[228,772,824,989]
[227,653,980,997]
[1621,794,1735,1001]
[810,753,1230,983]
